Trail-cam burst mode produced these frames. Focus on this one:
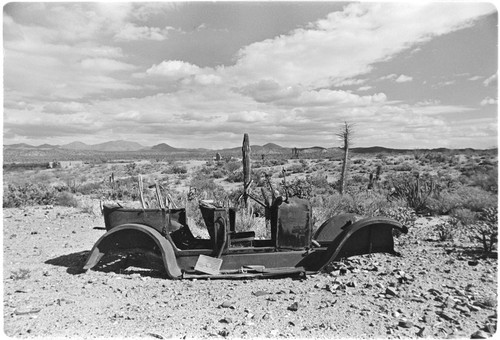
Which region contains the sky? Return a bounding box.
[3,2,498,149]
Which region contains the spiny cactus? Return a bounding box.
[470,207,498,254]
[388,173,439,214]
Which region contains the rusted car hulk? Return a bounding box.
[84,134,407,279]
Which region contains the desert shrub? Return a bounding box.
[287,162,307,174]
[162,163,188,175]
[235,206,269,239]
[10,268,31,280]
[308,173,335,196]
[434,218,460,241]
[171,164,188,174]
[467,168,498,193]
[105,176,139,201]
[32,171,55,184]
[55,192,79,207]
[468,207,498,254]
[387,173,439,214]
[450,208,477,226]
[125,162,138,176]
[226,170,243,183]
[268,159,287,166]
[378,206,417,229]
[456,186,497,212]
[3,183,57,207]
[282,177,313,199]
[189,177,228,203]
[311,191,397,226]
[459,164,498,193]
[393,162,414,172]
[77,181,106,196]
[426,185,496,216]
[211,169,226,179]
[225,161,241,173]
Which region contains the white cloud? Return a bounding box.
[379,74,397,81]
[2,2,496,149]
[114,23,171,41]
[483,74,497,87]
[145,60,201,79]
[228,2,494,88]
[395,74,413,83]
[43,102,87,114]
[333,78,367,87]
[357,86,372,91]
[80,58,136,72]
[480,97,498,106]
[379,74,413,83]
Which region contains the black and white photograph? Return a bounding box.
[3,2,498,338]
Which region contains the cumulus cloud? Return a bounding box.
[357,86,372,91]
[228,2,494,88]
[145,60,201,79]
[114,24,172,41]
[43,102,87,114]
[3,2,496,148]
[379,74,398,81]
[483,74,497,87]
[480,97,498,106]
[379,74,412,83]
[80,58,136,72]
[395,75,413,83]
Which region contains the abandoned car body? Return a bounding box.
[83,134,408,279]
[83,197,407,279]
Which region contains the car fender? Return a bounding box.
[83,223,182,279]
[316,217,408,271]
[313,213,361,243]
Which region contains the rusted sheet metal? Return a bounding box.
[306,217,408,271]
[102,205,186,234]
[313,213,361,244]
[83,223,182,279]
[272,198,313,249]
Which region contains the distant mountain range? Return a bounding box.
[3,140,492,154]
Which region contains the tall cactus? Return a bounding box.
[337,122,354,195]
[242,133,251,207]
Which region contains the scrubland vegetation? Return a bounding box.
[3,149,497,254]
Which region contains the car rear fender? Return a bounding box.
[83,223,182,279]
[316,217,408,271]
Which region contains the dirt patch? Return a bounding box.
[3,206,497,338]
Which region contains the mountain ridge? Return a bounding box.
[3,141,495,153]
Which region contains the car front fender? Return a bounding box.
[312,217,407,271]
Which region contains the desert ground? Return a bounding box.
[3,150,498,339]
[3,204,497,339]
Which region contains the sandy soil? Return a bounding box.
[3,205,497,339]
